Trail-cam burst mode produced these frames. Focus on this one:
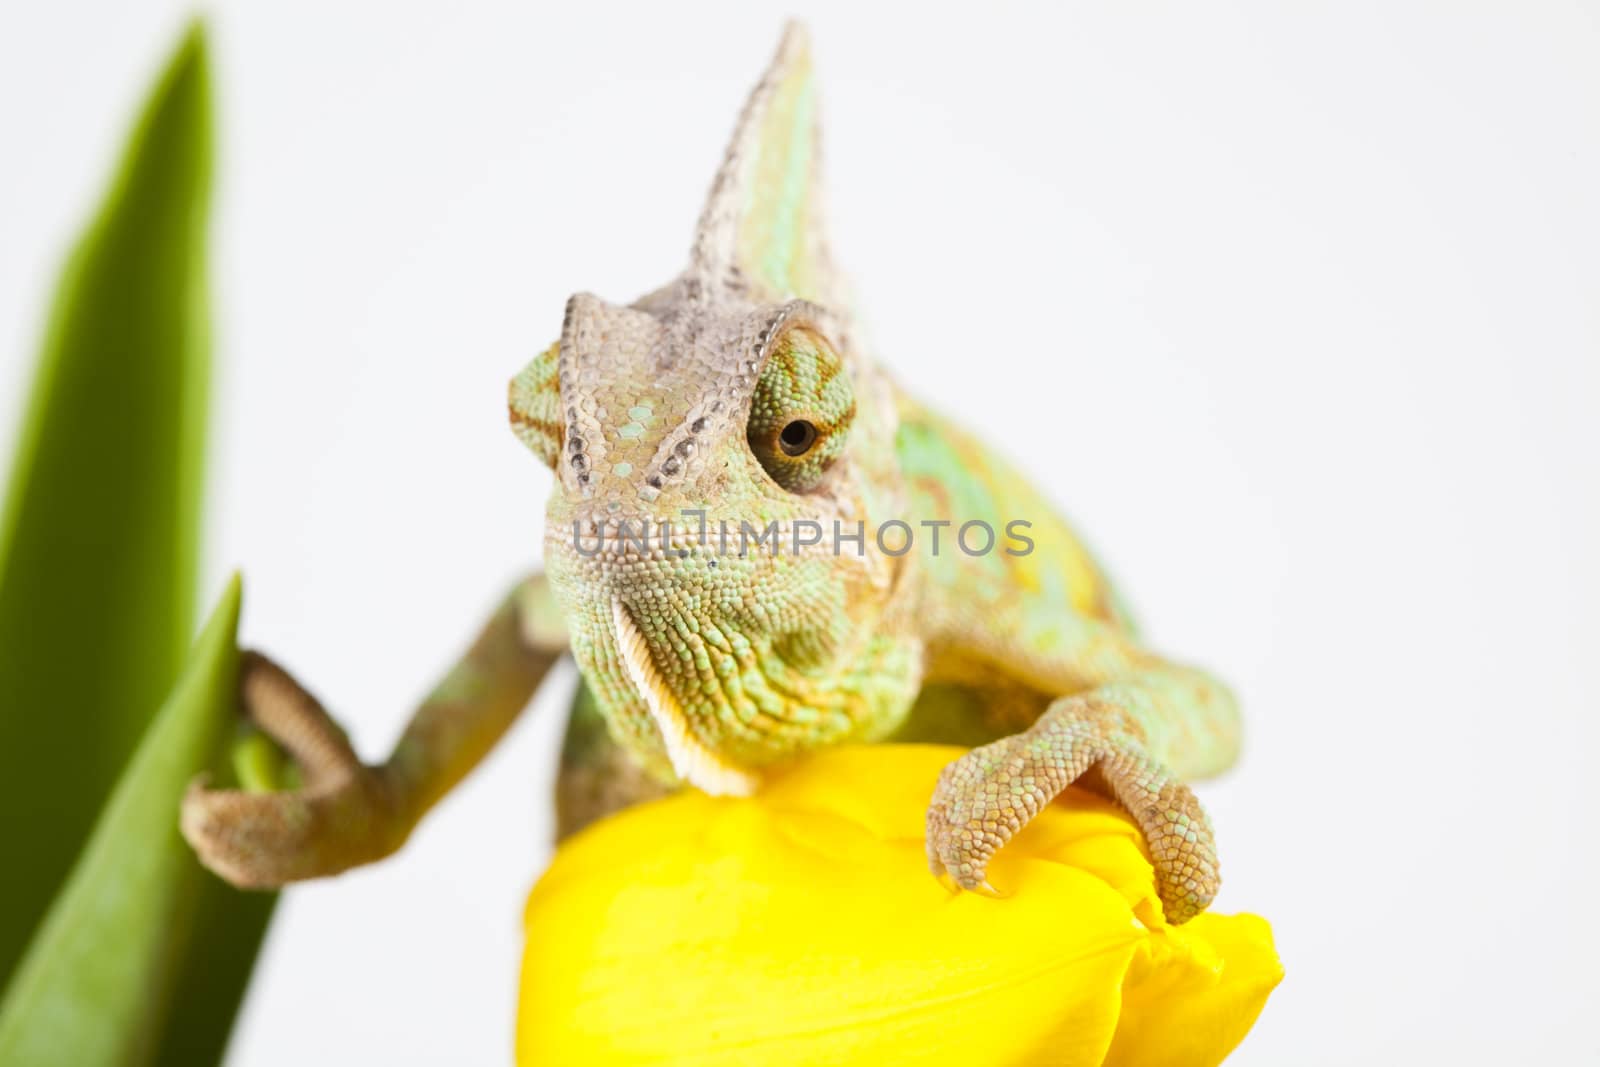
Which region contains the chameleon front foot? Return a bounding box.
[925,698,1219,924]
[181,651,408,888]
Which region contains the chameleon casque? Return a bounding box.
[181,23,1241,924]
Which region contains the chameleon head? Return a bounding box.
[508,24,920,793]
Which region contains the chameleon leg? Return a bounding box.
[552,678,675,842]
[180,651,403,888]
[182,573,566,888]
[925,663,1235,924]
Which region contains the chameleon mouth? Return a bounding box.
[609,597,758,797]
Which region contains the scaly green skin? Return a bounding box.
[183,23,1240,924]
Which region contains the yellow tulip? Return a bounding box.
[518,745,1281,1066]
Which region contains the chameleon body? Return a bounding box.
[183,24,1240,924]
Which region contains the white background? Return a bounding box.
[2,3,1597,1063]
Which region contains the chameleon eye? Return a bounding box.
[779,420,818,456]
[745,326,853,493]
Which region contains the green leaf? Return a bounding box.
[0,22,215,985]
[0,577,271,1067]
[142,868,277,1067]
[0,23,277,1064]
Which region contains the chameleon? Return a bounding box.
[181,22,1241,924]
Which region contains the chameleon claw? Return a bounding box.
[929,867,1003,898]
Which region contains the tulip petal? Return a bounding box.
[519,745,1279,1066]
[1104,913,1283,1067]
